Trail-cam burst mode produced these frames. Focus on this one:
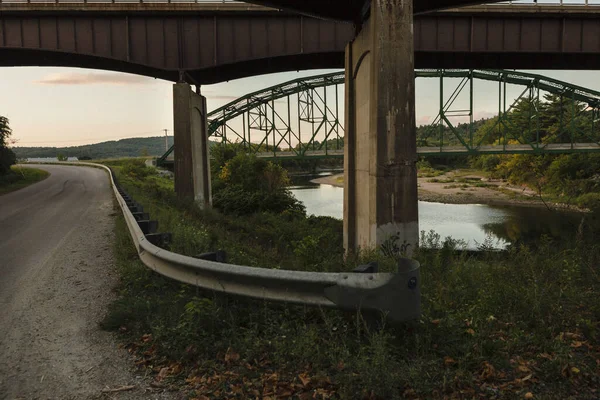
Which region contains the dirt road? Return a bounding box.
[0,164,180,400]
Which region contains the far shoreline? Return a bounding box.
[310,172,587,212]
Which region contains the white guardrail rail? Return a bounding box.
[84,162,421,322]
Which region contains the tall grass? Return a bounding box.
[102,163,600,399]
[0,166,49,195]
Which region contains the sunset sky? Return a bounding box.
[2,67,600,148]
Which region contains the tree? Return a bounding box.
[57,153,68,161]
[0,116,16,175]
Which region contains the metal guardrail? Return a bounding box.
[83,162,421,322]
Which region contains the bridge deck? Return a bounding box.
[160,143,600,164]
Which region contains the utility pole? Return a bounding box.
[164,129,169,152]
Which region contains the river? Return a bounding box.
[289,173,584,250]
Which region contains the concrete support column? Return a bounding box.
[173,83,212,208]
[344,0,419,255]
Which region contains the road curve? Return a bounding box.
[0,164,178,400]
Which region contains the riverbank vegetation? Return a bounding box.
[102,153,600,399]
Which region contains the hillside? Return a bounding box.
[13,136,174,160]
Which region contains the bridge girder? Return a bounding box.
[157,69,600,166]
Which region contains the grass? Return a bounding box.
[102,163,600,399]
[0,165,50,195]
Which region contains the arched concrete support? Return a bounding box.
[344,0,419,256]
[173,83,212,208]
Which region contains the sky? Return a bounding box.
[2,66,600,148]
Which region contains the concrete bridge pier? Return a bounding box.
[344,0,419,255]
[173,83,212,208]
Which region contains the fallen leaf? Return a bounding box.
[524,392,534,399]
[431,319,441,325]
[298,372,311,387]
[156,367,169,382]
[571,366,580,374]
[224,347,240,363]
[444,356,456,366]
[466,328,475,336]
[480,361,496,381]
[517,365,531,373]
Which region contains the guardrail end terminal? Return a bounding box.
[324,257,421,323]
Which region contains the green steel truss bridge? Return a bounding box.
[158,69,600,166]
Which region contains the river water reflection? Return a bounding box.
[289,174,583,250]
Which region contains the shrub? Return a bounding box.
[576,192,600,211]
[0,147,16,175]
[213,153,305,216]
[121,159,157,179]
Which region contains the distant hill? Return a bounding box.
[13,136,174,160]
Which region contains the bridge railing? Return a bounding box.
[0,0,244,4]
[1,0,599,6]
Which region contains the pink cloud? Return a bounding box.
[34,72,151,85]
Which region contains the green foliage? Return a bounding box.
[576,192,600,211]
[121,159,157,179]
[0,147,17,175]
[212,151,305,216]
[0,115,11,148]
[210,142,242,176]
[468,154,502,172]
[0,116,16,175]
[56,153,68,161]
[0,166,49,195]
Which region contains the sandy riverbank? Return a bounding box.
[311,170,585,211]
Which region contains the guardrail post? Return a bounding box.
[145,232,172,247]
[194,250,227,263]
[132,212,150,221]
[137,220,158,235]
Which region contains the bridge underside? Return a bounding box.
[7,48,600,85]
[3,7,600,83]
